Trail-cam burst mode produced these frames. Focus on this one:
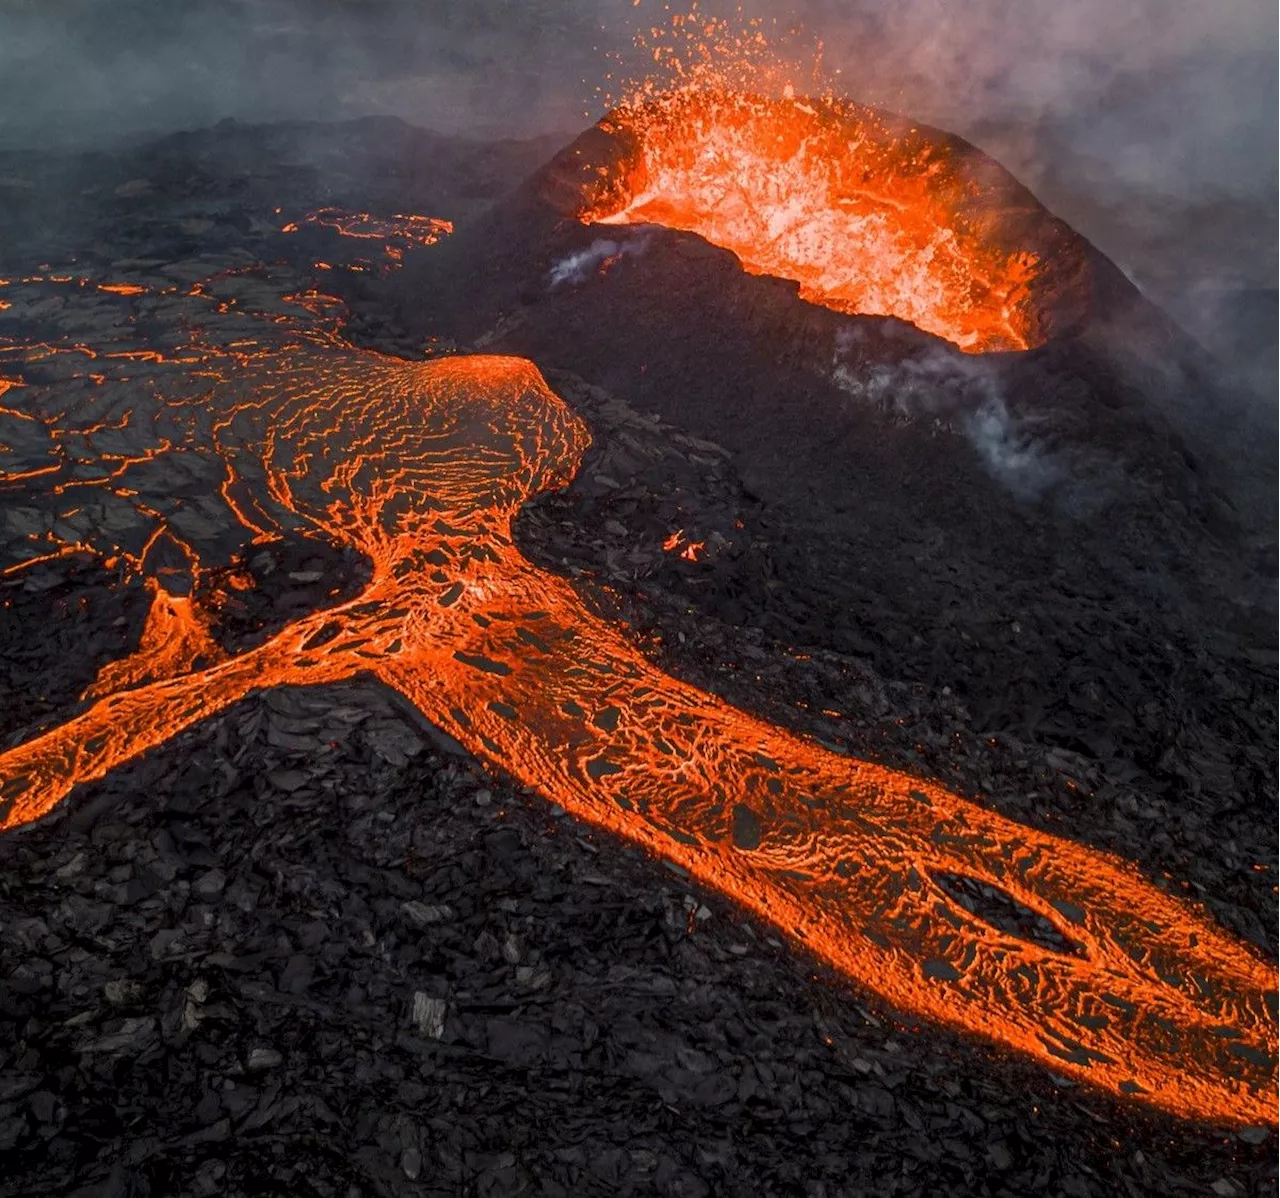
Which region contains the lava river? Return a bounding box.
[0,286,1274,1128]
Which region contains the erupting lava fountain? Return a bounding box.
[540,87,1097,354]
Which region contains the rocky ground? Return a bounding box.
[0,118,1275,1196]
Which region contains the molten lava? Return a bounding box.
[282,207,453,271]
[579,91,1058,353]
[0,264,1274,1128]
[84,579,225,699]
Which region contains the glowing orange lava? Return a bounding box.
[0,289,1274,1125]
[663,529,705,561]
[84,579,225,699]
[282,207,453,270]
[580,90,1052,352]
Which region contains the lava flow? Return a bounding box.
[575,89,1085,353]
[0,281,1274,1127]
[282,206,453,268]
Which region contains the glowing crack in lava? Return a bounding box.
[577,90,1080,353]
[0,284,1274,1129]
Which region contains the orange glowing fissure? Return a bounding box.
[0,275,1274,1127]
[581,91,1042,353]
[662,528,705,561]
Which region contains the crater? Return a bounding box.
[551,91,1093,353]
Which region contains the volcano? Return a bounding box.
[390,90,1226,487]
[392,88,1165,333]
[571,91,1090,353]
[387,93,1253,666]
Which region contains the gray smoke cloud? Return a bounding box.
[830,330,1067,502]
[792,0,1276,202]
[0,1,605,148]
[3,2,1271,193]
[547,235,651,289]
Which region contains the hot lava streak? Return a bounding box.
[0,272,1273,1128]
[572,89,1089,353]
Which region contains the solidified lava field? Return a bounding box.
[0,109,1275,1198]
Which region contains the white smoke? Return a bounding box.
[831,328,1064,502]
[546,235,650,288]
[960,397,1063,502]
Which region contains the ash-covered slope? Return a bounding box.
[0,115,567,271]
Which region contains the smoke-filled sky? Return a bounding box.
[1,0,1275,291]
[2,0,1273,182]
